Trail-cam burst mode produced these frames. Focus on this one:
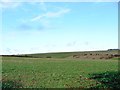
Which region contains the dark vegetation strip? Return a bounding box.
[0,55,40,58]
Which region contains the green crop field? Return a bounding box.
[2,53,120,88]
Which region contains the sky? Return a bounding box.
[0,0,118,55]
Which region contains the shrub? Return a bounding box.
[46,56,52,58]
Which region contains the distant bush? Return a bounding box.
[46,56,52,58]
[100,57,104,59]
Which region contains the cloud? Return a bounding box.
[30,8,70,30]
[0,0,118,2]
[17,23,46,31]
[39,2,47,11]
[0,0,21,8]
[92,0,119,2]
[31,8,71,21]
[66,41,76,47]
[0,0,47,10]
[84,42,89,46]
[0,0,118,10]
[89,0,119,2]
[28,1,47,11]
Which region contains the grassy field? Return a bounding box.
[2,55,119,88]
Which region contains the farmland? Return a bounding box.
[1,50,120,88]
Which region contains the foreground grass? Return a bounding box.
[2,57,119,88]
